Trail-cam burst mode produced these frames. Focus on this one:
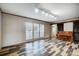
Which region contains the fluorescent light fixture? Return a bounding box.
[35,8,39,13]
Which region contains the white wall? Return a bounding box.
[44,24,51,39]
[0,10,1,49]
[64,22,73,31]
[2,13,51,47]
[2,13,26,47]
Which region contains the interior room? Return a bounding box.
[0,3,79,56]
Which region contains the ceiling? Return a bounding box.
[0,3,79,23]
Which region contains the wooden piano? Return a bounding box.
[57,31,73,42]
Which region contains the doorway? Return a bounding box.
[51,24,57,39]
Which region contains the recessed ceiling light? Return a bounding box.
[42,11,45,14]
[35,8,39,13]
[51,16,54,18]
[54,17,57,19]
[49,15,54,18]
[51,10,59,15]
[45,13,48,16]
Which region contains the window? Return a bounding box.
[25,22,33,40]
[34,23,40,38]
[25,22,44,41]
[40,24,44,37]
